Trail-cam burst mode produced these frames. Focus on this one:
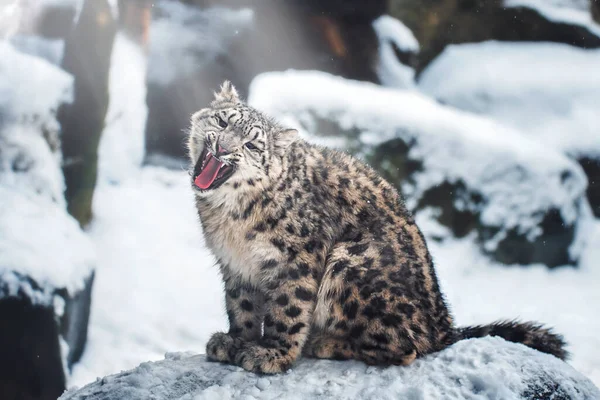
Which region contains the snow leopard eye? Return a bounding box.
[244,142,258,151]
[216,115,228,129]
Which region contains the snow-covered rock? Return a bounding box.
[0,41,72,201]
[0,189,94,303]
[419,41,600,216]
[0,43,95,288]
[419,42,600,159]
[249,70,593,267]
[0,42,95,399]
[372,15,418,89]
[60,337,600,400]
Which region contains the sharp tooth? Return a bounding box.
[201,151,211,169]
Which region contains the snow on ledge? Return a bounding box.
[0,188,95,303]
[373,15,419,53]
[418,41,600,159]
[60,337,599,400]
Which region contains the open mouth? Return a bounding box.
[192,147,235,190]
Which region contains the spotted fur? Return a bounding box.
[188,81,567,374]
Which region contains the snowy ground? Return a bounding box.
[63,338,600,399]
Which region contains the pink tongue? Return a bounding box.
[194,153,223,189]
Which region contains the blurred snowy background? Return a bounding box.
[0,0,599,399]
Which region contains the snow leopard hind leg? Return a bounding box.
[306,232,454,366]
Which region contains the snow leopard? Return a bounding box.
[187,81,567,374]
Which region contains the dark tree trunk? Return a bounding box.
[117,0,152,48]
[59,0,117,227]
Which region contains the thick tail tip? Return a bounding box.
[456,320,568,361]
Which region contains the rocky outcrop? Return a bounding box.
[145,0,387,162]
[0,43,96,400]
[59,0,117,227]
[249,71,593,267]
[388,0,600,73]
[60,337,599,400]
[372,15,420,89]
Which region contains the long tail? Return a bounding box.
[454,320,568,360]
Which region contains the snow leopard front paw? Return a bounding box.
[233,343,293,374]
[206,332,243,363]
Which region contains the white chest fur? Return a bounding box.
[199,205,280,287]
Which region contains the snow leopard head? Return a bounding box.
[187,81,298,197]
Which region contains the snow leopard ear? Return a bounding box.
[213,80,241,105]
[273,129,298,151]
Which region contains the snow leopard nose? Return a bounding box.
[216,144,230,157]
